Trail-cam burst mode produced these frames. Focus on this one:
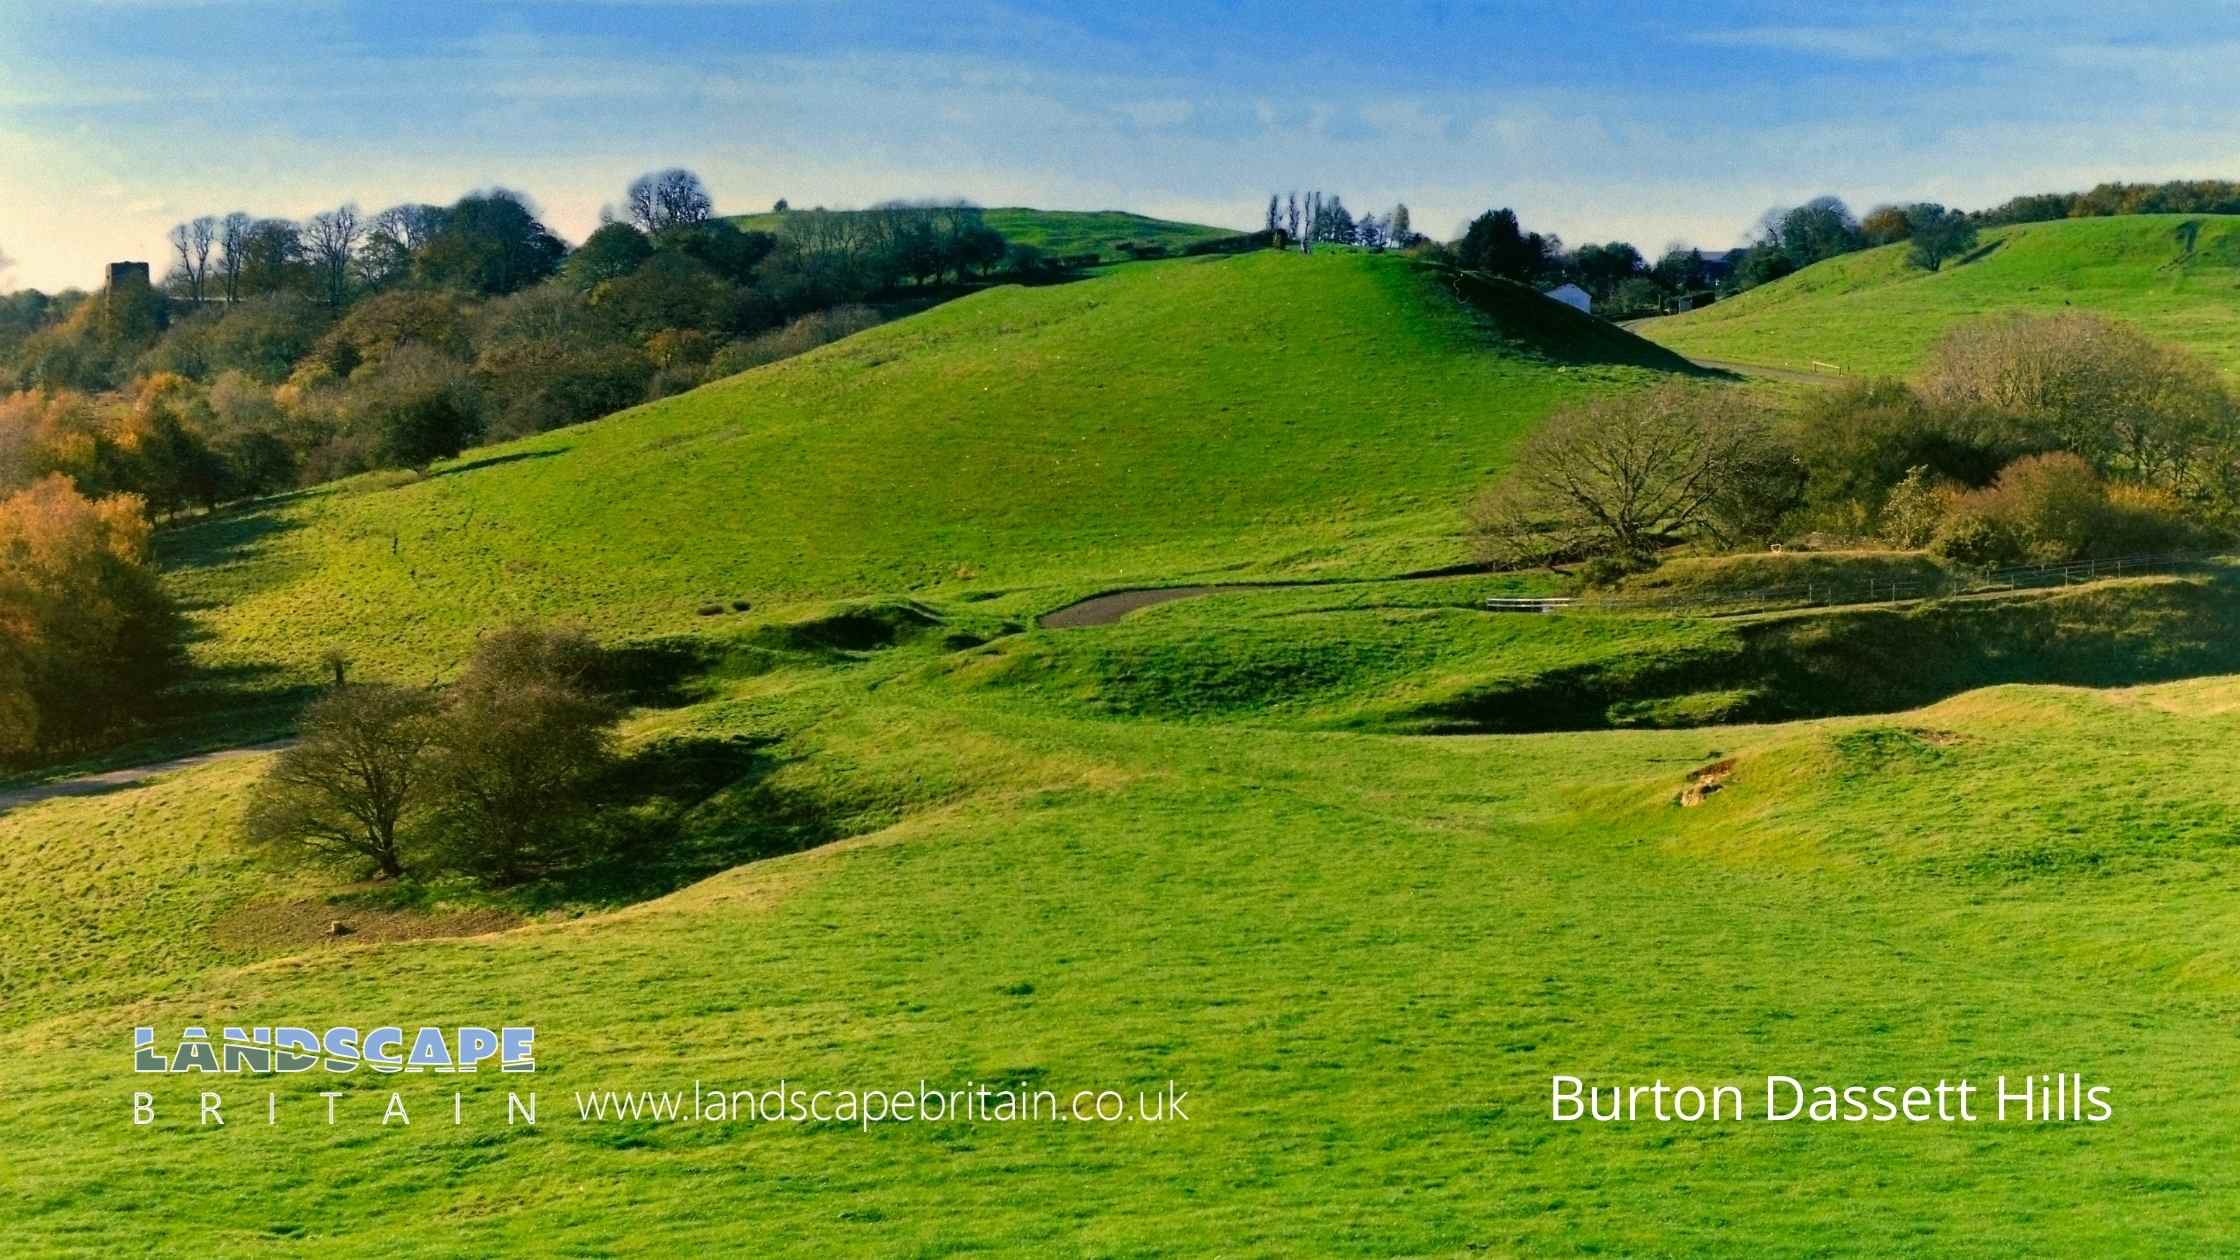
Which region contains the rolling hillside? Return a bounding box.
[160,250,1693,685]
[14,652,2240,1253]
[14,228,2240,1255]
[730,206,1242,262]
[1634,214,2240,376]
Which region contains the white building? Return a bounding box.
[1543,282,1592,313]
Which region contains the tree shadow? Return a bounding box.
[154,507,304,576]
[434,448,568,479]
[511,734,849,909]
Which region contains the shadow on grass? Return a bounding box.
[153,506,305,576]
[435,448,568,479]
[510,734,850,909]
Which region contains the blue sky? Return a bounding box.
[5,0,2239,290]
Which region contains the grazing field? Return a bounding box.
[159,250,1690,687]
[11,644,2240,1255]
[15,208,2240,1258]
[730,206,1243,262]
[1634,214,2240,377]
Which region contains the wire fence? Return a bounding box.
[1484,553,2219,617]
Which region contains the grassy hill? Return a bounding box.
[730,206,1242,263]
[161,250,1692,687]
[1634,214,2240,376]
[16,217,2240,1256]
[13,647,2240,1252]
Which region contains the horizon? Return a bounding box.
[8,0,2240,292]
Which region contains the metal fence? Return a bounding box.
[1484,553,2217,617]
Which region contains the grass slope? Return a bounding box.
[1634,214,2240,376]
[729,207,1242,263]
[944,566,2240,732]
[10,660,2240,1254]
[162,251,1687,686]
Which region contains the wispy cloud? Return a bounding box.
[7,2,2240,290]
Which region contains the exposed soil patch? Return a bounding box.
[1677,758,1736,807]
[214,899,523,954]
[1040,564,1482,628]
[1040,585,1275,628]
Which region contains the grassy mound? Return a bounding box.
[1634,214,2240,376]
[14,663,2240,1253]
[729,207,1242,263]
[943,569,2240,732]
[160,251,1686,687]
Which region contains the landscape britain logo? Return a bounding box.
[135,1024,535,1074]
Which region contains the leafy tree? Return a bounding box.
[1389,203,1413,247]
[1652,246,1708,292]
[357,345,483,469]
[1456,209,1551,282]
[244,683,442,879]
[1570,241,1645,300]
[571,221,655,287]
[1752,196,1862,276]
[658,219,776,284]
[1266,195,1281,234]
[1733,244,1796,290]
[414,190,566,296]
[1860,204,1912,245]
[238,218,308,298]
[1904,203,1979,271]
[0,476,181,758]
[426,625,622,886]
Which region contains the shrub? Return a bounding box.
[1918,312,2237,489]
[1877,466,1949,548]
[705,305,883,379]
[1927,502,2017,567]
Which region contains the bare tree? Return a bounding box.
[302,204,364,309]
[624,168,715,234]
[359,203,444,289]
[167,216,218,304]
[216,211,253,304]
[243,683,442,879]
[1468,384,1786,568]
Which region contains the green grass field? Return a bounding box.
[11,636,2240,1254]
[1634,214,2240,377]
[11,229,2240,1255]
[159,250,1686,687]
[729,206,1244,263]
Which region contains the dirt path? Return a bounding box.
[1039,584,1285,628]
[0,739,295,814]
[1041,566,1482,628]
